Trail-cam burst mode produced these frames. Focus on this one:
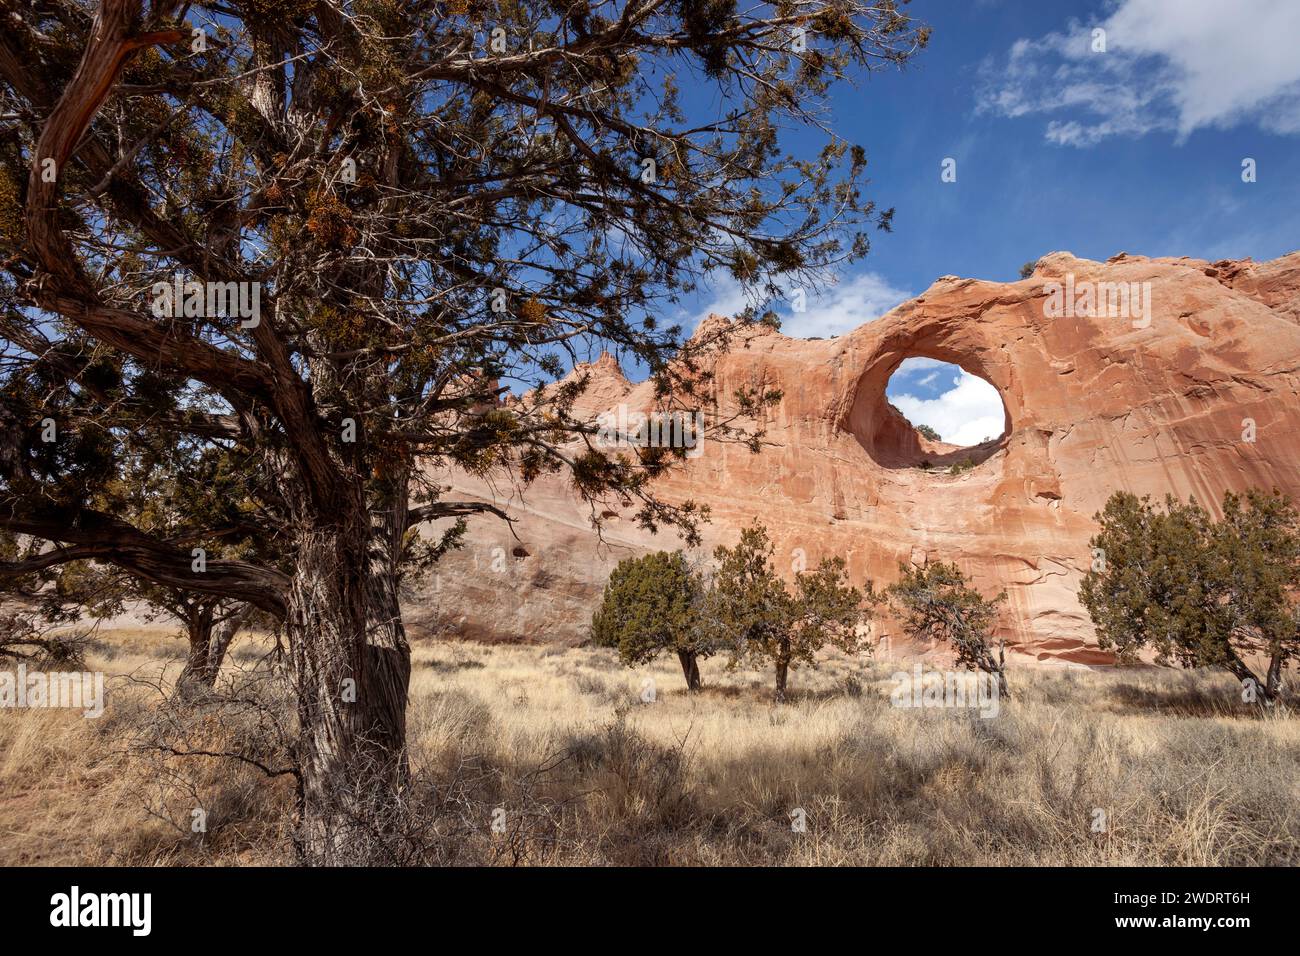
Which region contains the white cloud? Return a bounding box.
[893,357,947,372]
[694,271,910,338]
[692,274,751,328]
[781,272,911,337]
[892,369,1006,447]
[978,0,1300,145]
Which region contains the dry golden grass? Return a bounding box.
[1,628,1297,866]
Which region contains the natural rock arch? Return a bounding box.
[845,349,1012,470]
[425,251,1300,665]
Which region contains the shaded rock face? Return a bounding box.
[413,251,1300,665]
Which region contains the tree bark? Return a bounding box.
[175,605,216,699]
[286,521,410,865]
[206,603,252,682]
[287,459,413,865]
[175,602,253,697]
[1265,647,1285,702]
[676,649,703,691]
[976,646,1011,699]
[774,658,789,703]
[1225,656,1276,706]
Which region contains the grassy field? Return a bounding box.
[1,627,1297,866]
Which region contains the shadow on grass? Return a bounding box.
[1104,675,1282,720]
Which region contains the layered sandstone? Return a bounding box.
[412,251,1300,665]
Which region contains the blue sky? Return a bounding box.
[683,0,1300,443]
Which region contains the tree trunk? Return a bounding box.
[287,520,411,865]
[1265,647,1284,702]
[996,641,1010,699]
[676,649,703,691]
[774,658,789,703]
[993,666,1010,700]
[1225,656,1276,706]
[175,608,215,699]
[206,603,252,681]
[288,458,413,866]
[977,646,1011,700]
[176,602,252,697]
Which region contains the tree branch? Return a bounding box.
[0,504,289,617]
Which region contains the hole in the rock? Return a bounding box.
[873,358,1010,471]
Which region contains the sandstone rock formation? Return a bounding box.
[413,251,1300,665]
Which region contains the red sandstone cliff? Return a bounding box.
[412,250,1300,665]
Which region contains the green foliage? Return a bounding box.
[887,561,1009,696]
[948,457,975,475]
[592,551,704,663]
[591,550,712,689]
[710,523,872,700]
[1,0,930,595]
[915,423,941,442]
[1079,490,1299,702]
[591,524,873,699]
[1019,260,1038,279]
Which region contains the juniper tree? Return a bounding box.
[1079,490,1299,704]
[886,561,1009,698]
[0,540,253,696]
[119,578,255,697]
[0,372,274,696]
[0,0,927,861]
[711,523,870,701]
[591,550,710,690]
